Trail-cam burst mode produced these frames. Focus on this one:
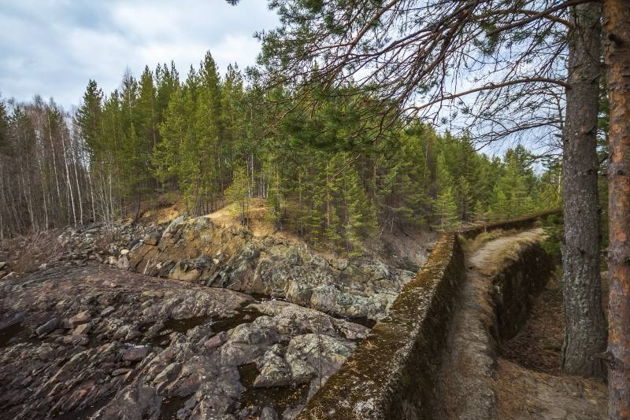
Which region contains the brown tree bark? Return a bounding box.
[602,0,630,417]
[561,1,607,379]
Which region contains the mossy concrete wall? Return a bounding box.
[298,214,556,420]
[297,233,465,419]
[457,210,560,239]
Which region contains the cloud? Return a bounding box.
[0,0,278,110]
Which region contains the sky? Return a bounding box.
[0,0,279,110]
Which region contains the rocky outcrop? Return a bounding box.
[0,264,367,420]
[122,216,419,321]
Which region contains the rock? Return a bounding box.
[68,310,91,326]
[72,323,91,335]
[0,263,367,420]
[120,249,130,256]
[336,258,348,270]
[144,231,161,246]
[283,405,305,420]
[153,362,181,384]
[204,332,227,349]
[0,261,6,270]
[287,249,303,266]
[285,334,355,387]
[60,334,89,346]
[125,214,416,320]
[116,256,130,270]
[254,344,292,387]
[36,317,59,336]
[112,368,132,376]
[163,215,185,236]
[168,261,201,282]
[100,306,115,317]
[260,406,279,420]
[121,345,150,362]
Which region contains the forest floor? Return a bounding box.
[496,263,607,419]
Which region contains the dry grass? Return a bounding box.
[495,358,606,419]
[205,198,301,242]
[136,193,185,224]
[460,228,516,253]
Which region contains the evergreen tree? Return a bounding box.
[434,186,459,230]
[225,166,250,225]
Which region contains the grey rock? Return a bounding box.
[116,256,130,270]
[0,261,366,420]
[36,317,59,335]
[126,215,416,320]
[254,344,292,387]
[144,231,161,246]
[121,345,150,362]
[100,306,115,317]
[261,406,280,420]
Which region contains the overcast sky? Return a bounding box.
[0,0,279,110]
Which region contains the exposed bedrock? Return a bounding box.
[122,216,424,321]
[0,264,368,420]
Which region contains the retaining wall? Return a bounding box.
[492,240,555,340]
[298,212,557,420]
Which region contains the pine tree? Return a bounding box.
[343,166,377,254]
[75,80,104,153]
[226,166,250,225]
[434,186,459,230]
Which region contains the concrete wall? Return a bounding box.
[298,213,556,420]
[297,233,466,419]
[492,241,554,340]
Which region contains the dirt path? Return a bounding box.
[435,228,607,419]
[495,358,606,419]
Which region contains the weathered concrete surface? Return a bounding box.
[297,233,466,419]
[0,264,368,420]
[433,228,552,419]
[456,210,560,239]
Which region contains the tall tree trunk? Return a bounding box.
[561,2,607,379]
[71,140,84,225]
[87,168,96,223]
[603,0,630,416]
